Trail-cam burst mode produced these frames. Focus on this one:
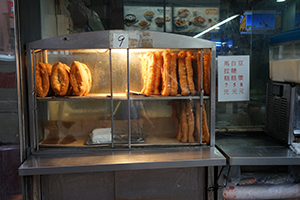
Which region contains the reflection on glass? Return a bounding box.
[215,0,300,131]
[0,1,22,199]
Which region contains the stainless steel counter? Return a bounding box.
[19,147,225,176]
[216,132,300,166]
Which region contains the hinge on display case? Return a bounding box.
[32,92,37,110]
[26,147,31,158]
[207,186,214,192]
[200,89,204,107]
[207,185,221,200]
[207,184,221,192]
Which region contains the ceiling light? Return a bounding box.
[276,0,285,2]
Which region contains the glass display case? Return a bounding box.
[26,30,216,151]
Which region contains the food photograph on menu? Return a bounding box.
[173,7,219,33]
[124,6,172,32]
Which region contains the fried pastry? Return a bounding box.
[50,62,70,96]
[203,51,211,95]
[186,51,196,95]
[177,115,183,141]
[168,100,181,138]
[194,101,201,143]
[35,62,50,98]
[82,63,92,96]
[180,101,188,143]
[63,64,73,96]
[191,52,199,94]
[161,50,171,96]
[196,52,201,94]
[70,61,92,96]
[139,54,148,94]
[145,51,156,96]
[44,63,53,76]
[170,52,178,96]
[178,51,190,96]
[154,51,162,95]
[202,101,210,144]
[43,62,55,96]
[186,101,195,143]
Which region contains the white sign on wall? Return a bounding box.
[218,56,250,102]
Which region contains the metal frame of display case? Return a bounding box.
[26,30,216,151]
[20,30,225,176]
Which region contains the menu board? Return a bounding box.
[173,7,219,33]
[218,56,250,102]
[124,6,172,32]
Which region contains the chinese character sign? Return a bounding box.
[218,56,250,102]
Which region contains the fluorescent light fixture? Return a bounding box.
[193,14,240,38]
[276,0,285,2]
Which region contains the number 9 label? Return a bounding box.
[113,33,128,48]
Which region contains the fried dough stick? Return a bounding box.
[177,113,183,141]
[161,50,171,96]
[180,100,188,143]
[196,52,201,94]
[186,101,195,143]
[178,51,190,96]
[144,51,156,95]
[138,54,148,94]
[202,101,210,144]
[203,51,211,95]
[168,100,181,138]
[191,53,199,94]
[194,101,201,143]
[154,51,163,95]
[170,52,178,96]
[186,51,196,95]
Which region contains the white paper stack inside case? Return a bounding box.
[90,128,111,144]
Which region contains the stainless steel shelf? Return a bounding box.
[37,94,111,101]
[216,132,300,166]
[39,135,209,148]
[128,95,210,101]
[19,147,226,176]
[37,93,210,101]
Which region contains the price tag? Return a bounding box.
[218,55,250,102]
[113,33,128,48]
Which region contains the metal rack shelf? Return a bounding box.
[27,30,217,152]
[37,93,210,101]
[38,134,210,148]
[216,132,300,166]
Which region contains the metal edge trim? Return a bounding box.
[19,158,226,176]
